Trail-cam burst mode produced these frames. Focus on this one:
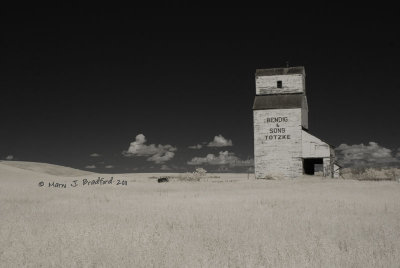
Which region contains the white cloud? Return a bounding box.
[160,164,172,171]
[122,134,177,164]
[5,155,13,160]
[207,135,233,147]
[105,165,114,169]
[335,142,399,167]
[187,151,253,167]
[90,153,101,157]
[188,144,202,149]
[85,165,96,169]
[396,148,400,158]
[147,151,175,164]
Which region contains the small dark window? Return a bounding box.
[277,81,282,88]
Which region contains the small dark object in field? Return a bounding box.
[158,177,169,183]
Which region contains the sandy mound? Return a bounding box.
[0,161,93,177]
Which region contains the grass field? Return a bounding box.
[1,161,400,267]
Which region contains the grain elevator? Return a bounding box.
[253,66,339,179]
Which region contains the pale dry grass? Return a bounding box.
[0,161,93,177]
[341,167,400,181]
[1,163,400,267]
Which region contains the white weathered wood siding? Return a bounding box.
[253,108,303,179]
[329,147,337,178]
[333,164,340,178]
[323,158,332,177]
[256,74,305,95]
[301,96,309,129]
[301,131,330,158]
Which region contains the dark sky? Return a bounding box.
[1,6,399,172]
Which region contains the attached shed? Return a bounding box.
[301,130,335,177]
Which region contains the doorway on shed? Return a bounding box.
[303,158,323,175]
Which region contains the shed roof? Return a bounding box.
[253,94,304,110]
[302,129,336,149]
[256,66,305,76]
